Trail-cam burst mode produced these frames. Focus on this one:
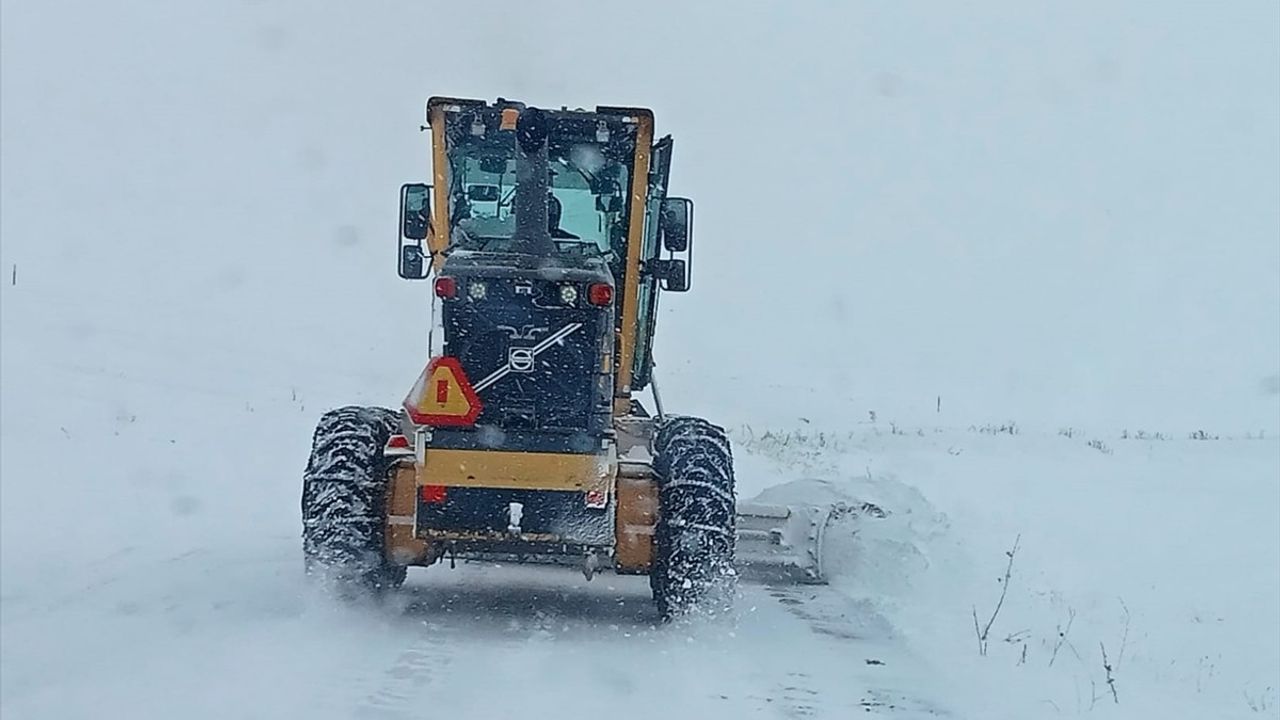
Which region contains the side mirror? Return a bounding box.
[659,197,692,252]
[647,258,688,293]
[400,183,431,240]
[399,245,426,279]
[398,183,432,280]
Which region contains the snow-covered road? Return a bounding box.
[1,536,949,719]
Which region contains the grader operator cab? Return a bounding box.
[301,97,830,620]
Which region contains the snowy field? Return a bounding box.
[2,2,1277,719]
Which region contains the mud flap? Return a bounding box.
[734,502,836,584]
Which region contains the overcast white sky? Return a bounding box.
[2,0,1277,431]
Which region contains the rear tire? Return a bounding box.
[650,415,737,621]
[301,405,406,597]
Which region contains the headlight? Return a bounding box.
[559,284,578,305]
[468,281,488,300]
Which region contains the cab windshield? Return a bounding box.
[443,111,635,267]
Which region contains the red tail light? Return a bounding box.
[434,277,457,299]
[588,283,613,306]
[585,489,608,508]
[386,434,410,449]
[419,485,447,504]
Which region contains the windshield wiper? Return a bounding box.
[557,156,596,186]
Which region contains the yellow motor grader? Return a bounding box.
[301,97,830,619]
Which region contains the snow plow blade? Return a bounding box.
[734,502,836,584]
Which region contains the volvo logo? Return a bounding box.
[473,322,585,392]
[509,347,535,373]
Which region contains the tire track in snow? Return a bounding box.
[763,585,951,717]
[354,633,454,719]
[345,567,647,718]
[337,567,949,719]
[768,671,822,718]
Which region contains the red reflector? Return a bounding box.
[403,356,483,427]
[434,277,457,298]
[419,485,447,504]
[588,283,613,306]
[386,434,410,449]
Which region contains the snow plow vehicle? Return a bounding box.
[301,97,830,619]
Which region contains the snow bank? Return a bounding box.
[738,423,1280,718]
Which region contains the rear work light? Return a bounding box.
[419,485,447,505]
[588,283,613,306]
[434,277,457,299]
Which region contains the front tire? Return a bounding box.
[301,405,406,596]
[650,415,737,621]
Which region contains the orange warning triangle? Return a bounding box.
[403,357,482,426]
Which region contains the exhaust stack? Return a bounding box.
[511,107,556,257]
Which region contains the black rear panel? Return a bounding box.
[447,280,599,430]
[436,255,613,452]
